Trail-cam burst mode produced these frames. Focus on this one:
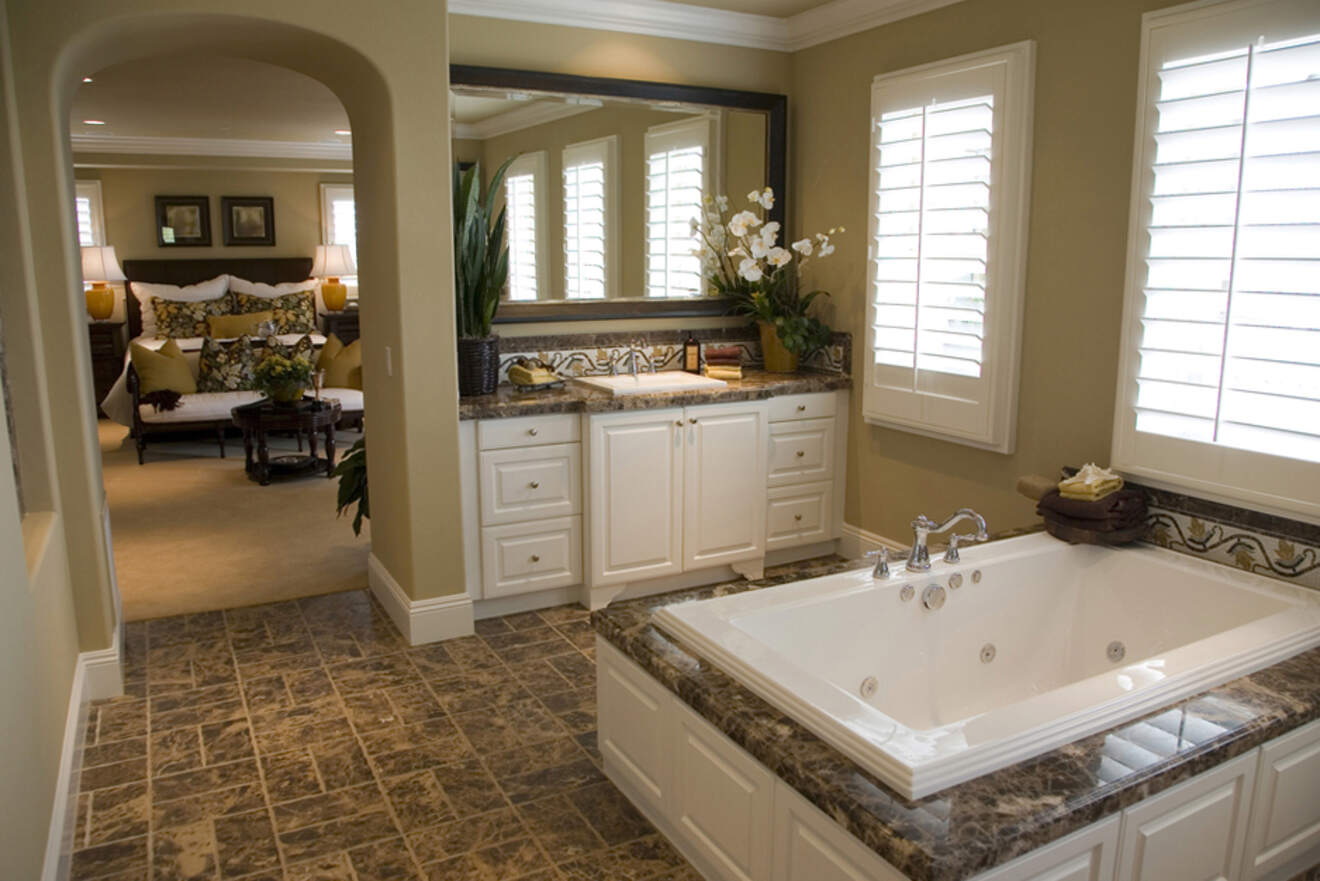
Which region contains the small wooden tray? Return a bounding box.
[1042,516,1148,546]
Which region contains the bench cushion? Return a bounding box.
[139,391,264,424]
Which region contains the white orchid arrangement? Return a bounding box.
[691,187,844,357]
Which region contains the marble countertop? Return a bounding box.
[591,551,1320,881]
[458,370,850,420]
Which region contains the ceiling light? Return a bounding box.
[82,119,106,125]
[82,76,94,83]
[334,129,351,135]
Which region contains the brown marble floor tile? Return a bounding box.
[497,638,579,665]
[85,781,150,847]
[83,735,147,769]
[260,749,324,805]
[71,836,149,880]
[507,660,576,699]
[272,782,387,832]
[432,759,508,818]
[151,727,204,776]
[442,636,505,672]
[516,795,605,862]
[325,653,421,693]
[407,806,526,864]
[485,737,588,782]
[310,737,375,790]
[285,853,355,881]
[384,769,456,831]
[79,756,148,791]
[347,836,425,881]
[407,643,462,679]
[423,853,485,881]
[566,781,654,846]
[95,699,149,742]
[536,604,592,625]
[152,758,260,802]
[151,821,217,881]
[497,757,606,805]
[213,809,281,878]
[200,719,255,765]
[469,836,546,880]
[151,782,267,830]
[556,834,686,881]
[277,809,400,862]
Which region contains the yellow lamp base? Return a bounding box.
[321,278,348,312]
[86,283,115,321]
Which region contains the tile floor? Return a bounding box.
[70,590,702,881]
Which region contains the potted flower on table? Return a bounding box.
[253,354,313,404]
[695,187,843,373]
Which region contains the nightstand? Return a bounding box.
[88,321,126,418]
[322,310,360,344]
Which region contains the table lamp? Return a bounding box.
[312,244,356,312]
[81,245,125,321]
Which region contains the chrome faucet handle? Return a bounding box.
[943,530,988,564]
[864,548,891,579]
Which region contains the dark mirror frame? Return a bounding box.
[450,64,787,324]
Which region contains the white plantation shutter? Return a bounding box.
[863,42,1035,453]
[75,181,104,247]
[563,136,618,300]
[645,117,712,299]
[319,184,358,290]
[504,152,548,302]
[1114,0,1320,520]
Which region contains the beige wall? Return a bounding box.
[793,0,1183,542]
[76,165,353,261]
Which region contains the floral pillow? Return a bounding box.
[261,334,317,367]
[235,290,316,334]
[197,336,257,392]
[152,297,232,338]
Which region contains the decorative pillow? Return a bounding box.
[226,276,317,298]
[235,290,316,334]
[207,310,272,339]
[153,296,233,339]
[129,339,196,395]
[197,336,257,392]
[316,333,344,370]
[130,275,228,337]
[319,337,362,390]
[262,334,317,367]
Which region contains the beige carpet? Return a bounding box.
[99,419,370,621]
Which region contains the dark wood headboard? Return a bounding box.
[122,257,314,339]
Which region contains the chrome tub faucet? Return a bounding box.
[907,508,988,572]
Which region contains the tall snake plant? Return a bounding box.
[454,157,516,338]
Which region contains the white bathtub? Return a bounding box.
[654,532,1320,799]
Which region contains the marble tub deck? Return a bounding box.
[458,370,850,420]
[592,552,1320,881]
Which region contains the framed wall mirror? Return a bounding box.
[450,65,787,323]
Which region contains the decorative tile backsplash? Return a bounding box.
[495,327,850,384]
[1132,481,1320,592]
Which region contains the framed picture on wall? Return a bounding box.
[154,195,211,247]
[221,196,276,246]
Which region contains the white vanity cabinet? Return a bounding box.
[764,393,846,553]
[588,401,768,588]
[1240,718,1320,880]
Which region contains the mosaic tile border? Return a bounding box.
[494,327,850,384]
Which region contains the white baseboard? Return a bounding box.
[473,584,581,620]
[838,522,904,560]
[367,553,475,645]
[43,627,123,881]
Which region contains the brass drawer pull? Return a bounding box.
[794,514,803,521]
[796,404,806,411]
[529,481,539,489]
[688,417,697,424]
[796,450,805,458]
[528,428,539,436]
[531,554,540,563]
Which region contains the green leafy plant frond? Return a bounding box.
[333,438,369,536]
[454,156,516,338]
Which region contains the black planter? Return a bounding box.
[457,335,500,397]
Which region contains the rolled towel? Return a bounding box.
[703,346,742,363]
[1039,489,1145,522]
[703,365,742,381]
[509,364,558,386]
[1059,463,1124,501]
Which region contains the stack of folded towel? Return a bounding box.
[1037,463,1147,535]
[702,345,743,381]
[508,358,561,387]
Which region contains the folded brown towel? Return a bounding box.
[703,346,741,363]
[1038,489,1146,522]
[704,357,742,367]
[1041,510,1148,534]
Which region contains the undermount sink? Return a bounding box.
[574,372,728,396]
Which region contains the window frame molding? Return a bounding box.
[1110,0,1320,523]
[562,134,619,301]
[504,150,550,303]
[75,179,105,247]
[644,114,717,300]
[318,181,358,294]
[861,40,1036,454]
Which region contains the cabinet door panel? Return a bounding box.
[683,404,767,571]
[597,640,672,818]
[767,418,834,487]
[971,815,1118,881]
[773,781,907,881]
[589,410,684,586]
[674,703,773,881]
[1117,752,1254,881]
[1242,718,1320,880]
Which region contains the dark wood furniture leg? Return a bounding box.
[217,427,226,458]
[256,428,272,486]
[323,423,335,478]
[242,427,254,475]
[308,429,319,459]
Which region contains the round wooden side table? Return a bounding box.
[231,398,342,486]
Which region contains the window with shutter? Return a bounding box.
[75,180,104,248]
[863,42,1035,453]
[563,136,618,300]
[319,183,359,293]
[504,152,548,302]
[1113,0,1320,520]
[645,116,714,299]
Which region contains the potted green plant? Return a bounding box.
[334,438,369,535]
[695,187,843,372]
[253,353,313,404]
[454,157,516,396]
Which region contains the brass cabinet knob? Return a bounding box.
[796,450,805,458]
[794,514,803,521]
[531,554,540,563]
[529,481,539,489]
[528,428,538,436]
[797,404,806,411]
[688,417,697,424]
[675,420,683,426]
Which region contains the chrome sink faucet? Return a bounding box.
[617,338,656,377]
[907,508,988,572]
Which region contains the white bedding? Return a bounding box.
[100,333,330,427]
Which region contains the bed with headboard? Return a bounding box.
[101,257,362,463]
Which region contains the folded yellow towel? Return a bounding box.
[1059,463,1124,501]
[703,365,742,381]
[509,364,559,386]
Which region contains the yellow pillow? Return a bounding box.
[316,333,345,371]
[207,310,272,338]
[130,339,197,395]
[320,338,362,390]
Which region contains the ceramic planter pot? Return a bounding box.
[85,285,115,321]
[758,321,799,373]
[266,381,307,404]
[458,335,500,396]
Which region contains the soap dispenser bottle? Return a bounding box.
[683,332,700,373]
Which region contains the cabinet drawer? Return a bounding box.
[765,482,833,551]
[478,413,580,450]
[768,393,836,423]
[767,419,834,487]
[1242,718,1320,880]
[479,444,581,526]
[480,516,582,598]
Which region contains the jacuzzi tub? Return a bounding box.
[654,532,1320,799]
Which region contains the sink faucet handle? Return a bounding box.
[865,547,891,579]
[943,530,988,564]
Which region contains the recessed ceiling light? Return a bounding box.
[334,129,351,136]
[83,119,106,125]
[82,76,94,83]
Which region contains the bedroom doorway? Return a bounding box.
[74,54,371,621]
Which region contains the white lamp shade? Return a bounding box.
[311,244,356,278]
[81,245,126,283]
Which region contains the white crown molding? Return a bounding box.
[453,99,598,141]
[70,134,352,160]
[448,0,968,53]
